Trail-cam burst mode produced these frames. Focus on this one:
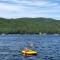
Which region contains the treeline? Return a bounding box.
[0,17,60,34]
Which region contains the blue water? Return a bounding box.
[0,34,60,60]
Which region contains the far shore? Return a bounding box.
[0,33,60,35]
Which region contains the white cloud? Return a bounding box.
[0,0,60,19]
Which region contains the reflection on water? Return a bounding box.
[0,34,60,60]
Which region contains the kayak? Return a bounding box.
[22,50,37,56]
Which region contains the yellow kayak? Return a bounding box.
[22,50,37,56]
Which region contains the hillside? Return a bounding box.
[0,17,60,34]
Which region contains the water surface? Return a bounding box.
[0,34,60,60]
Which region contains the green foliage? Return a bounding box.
[0,17,60,34]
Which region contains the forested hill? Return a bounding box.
[0,17,60,34]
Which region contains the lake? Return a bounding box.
[0,34,60,60]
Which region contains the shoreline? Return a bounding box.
[0,33,60,35]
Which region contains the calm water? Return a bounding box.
[0,34,60,60]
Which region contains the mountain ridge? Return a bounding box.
[0,17,60,34]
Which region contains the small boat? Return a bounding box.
[22,48,37,56]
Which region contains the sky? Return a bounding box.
[0,0,60,20]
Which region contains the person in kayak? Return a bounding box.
[23,48,29,52]
[22,48,38,56]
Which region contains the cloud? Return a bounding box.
[0,0,60,19]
